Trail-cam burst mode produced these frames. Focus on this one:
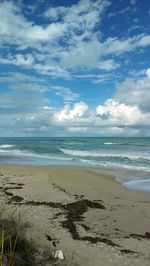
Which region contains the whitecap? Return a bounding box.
[0,144,15,148]
[60,148,150,161]
[104,142,117,145]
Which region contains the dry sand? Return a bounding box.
[0,164,150,266]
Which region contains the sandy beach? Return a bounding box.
[0,164,150,266]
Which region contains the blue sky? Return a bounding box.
[0,0,150,136]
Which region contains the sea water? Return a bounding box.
[0,137,150,193]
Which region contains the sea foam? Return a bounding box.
[60,148,150,161]
[0,144,15,148]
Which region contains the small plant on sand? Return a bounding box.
[0,205,35,266]
[0,222,20,265]
[0,205,22,265]
[0,205,62,266]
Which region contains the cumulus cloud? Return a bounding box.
[96,99,144,126]
[54,102,89,122]
[52,96,150,133]
[0,1,150,136]
[1,95,150,136]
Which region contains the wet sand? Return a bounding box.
[0,164,150,266]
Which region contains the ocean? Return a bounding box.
[0,137,150,192]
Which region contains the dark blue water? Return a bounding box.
[0,137,150,192]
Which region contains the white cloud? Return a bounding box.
[0,1,66,48]
[92,72,121,84]
[0,72,50,114]
[0,91,49,114]
[0,72,45,83]
[1,67,149,136]
[26,23,66,42]
[55,102,89,122]
[0,54,71,79]
[52,98,150,131]
[14,54,34,65]
[96,99,142,125]
[0,0,150,78]
[68,127,88,133]
[1,95,150,136]
[98,59,119,70]
[58,35,101,68]
[130,69,146,78]
[51,86,79,101]
[33,63,71,79]
[138,35,150,47]
[45,0,109,32]
[0,1,150,137]
[146,68,150,79]
[115,68,150,112]
[0,54,34,66]
[100,35,150,56]
[0,0,109,52]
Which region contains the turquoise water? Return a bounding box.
[0,137,150,192]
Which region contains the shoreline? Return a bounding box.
[0,164,150,265]
[1,162,150,194]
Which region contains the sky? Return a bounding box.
[0,0,150,137]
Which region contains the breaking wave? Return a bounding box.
[0,144,15,148]
[60,148,150,161]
